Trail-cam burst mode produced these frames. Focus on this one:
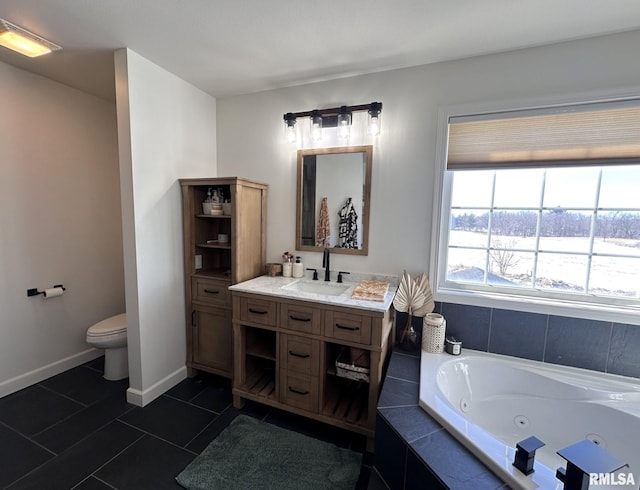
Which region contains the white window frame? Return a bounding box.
[430,91,640,326]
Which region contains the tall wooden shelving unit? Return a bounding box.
[180,177,267,378]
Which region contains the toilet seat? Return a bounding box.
[86,313,127,339]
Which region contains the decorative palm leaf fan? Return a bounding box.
[393,271,434,348]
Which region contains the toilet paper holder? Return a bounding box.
[27,284,66,297]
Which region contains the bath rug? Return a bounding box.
[176,414,362,490]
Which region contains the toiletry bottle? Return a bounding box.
[292,256,304,278]
[283,258,292,277]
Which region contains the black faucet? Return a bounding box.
[513,436,545,475]
[323,248,330,281]
[556,439,628,490]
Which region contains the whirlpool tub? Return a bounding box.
[419,350,640,490]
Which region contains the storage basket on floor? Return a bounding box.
[422,313,446,353]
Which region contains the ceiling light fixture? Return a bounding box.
[283,102,382,143]
[0,19,62,58]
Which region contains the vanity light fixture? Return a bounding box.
[0,19,62,58]
[283,102,382,142]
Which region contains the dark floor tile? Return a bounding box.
[39,365,128,406]
[83,357,105,373]
[0,424,55,488]
[73,476,113,489]
[164,376,209,402]
[95,434,194,490]
[118,395,216,447]
[33,392,134,453]
[0,385,84,436]
[189,382,233,413]
[184,408,235,454]
[6,420,143,490]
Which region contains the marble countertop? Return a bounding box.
[229,273,398,313]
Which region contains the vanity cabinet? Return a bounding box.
[231,291,393,449]
[180,177,267,378]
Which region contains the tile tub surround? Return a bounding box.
[438,302,640,377]
[374,350,507,490]
[375,303,640,489]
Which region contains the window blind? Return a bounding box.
[447,100,640,170]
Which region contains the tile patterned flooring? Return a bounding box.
[0,358,374,489]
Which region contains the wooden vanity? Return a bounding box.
[230,275,395,450]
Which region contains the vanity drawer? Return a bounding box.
[281,372,319,413]
[239,297,277,326]
[324,311,372,345]
[280,334,320,377]
[192,277,230,305]
[280,303,321,335]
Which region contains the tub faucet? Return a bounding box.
[323,248,331,281]
[556,439,628,490]
[513,436,545,475]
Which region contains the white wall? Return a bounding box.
[0,61,124,396]
[217,30,640,278]
[114,49,217,406]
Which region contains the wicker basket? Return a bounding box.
[422,313,446,353]
[335,351,370,382]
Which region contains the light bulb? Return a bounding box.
[311,111,323,141]
[337,108,351,139]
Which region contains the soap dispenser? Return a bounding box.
[292,256,304,278]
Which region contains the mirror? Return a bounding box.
[296,145,372,255]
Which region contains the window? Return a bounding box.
[433,97,640,323]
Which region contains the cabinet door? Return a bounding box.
[192,304,232,375]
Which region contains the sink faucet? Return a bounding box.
[323,248,331,281]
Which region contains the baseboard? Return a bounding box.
[126,365,187,407]
[0,348,104,399]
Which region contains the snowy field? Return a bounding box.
[447,231,640,297]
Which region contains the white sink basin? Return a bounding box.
[281,279,350,296]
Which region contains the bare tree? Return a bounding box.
[490,238,520,276]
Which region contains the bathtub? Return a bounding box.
[419,350,640,490]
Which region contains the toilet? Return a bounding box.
[86,313,128,380]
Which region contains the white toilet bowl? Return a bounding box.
[86,313,128,381]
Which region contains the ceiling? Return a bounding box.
[2,0,640,102]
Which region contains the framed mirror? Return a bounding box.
[296,145,372,255]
